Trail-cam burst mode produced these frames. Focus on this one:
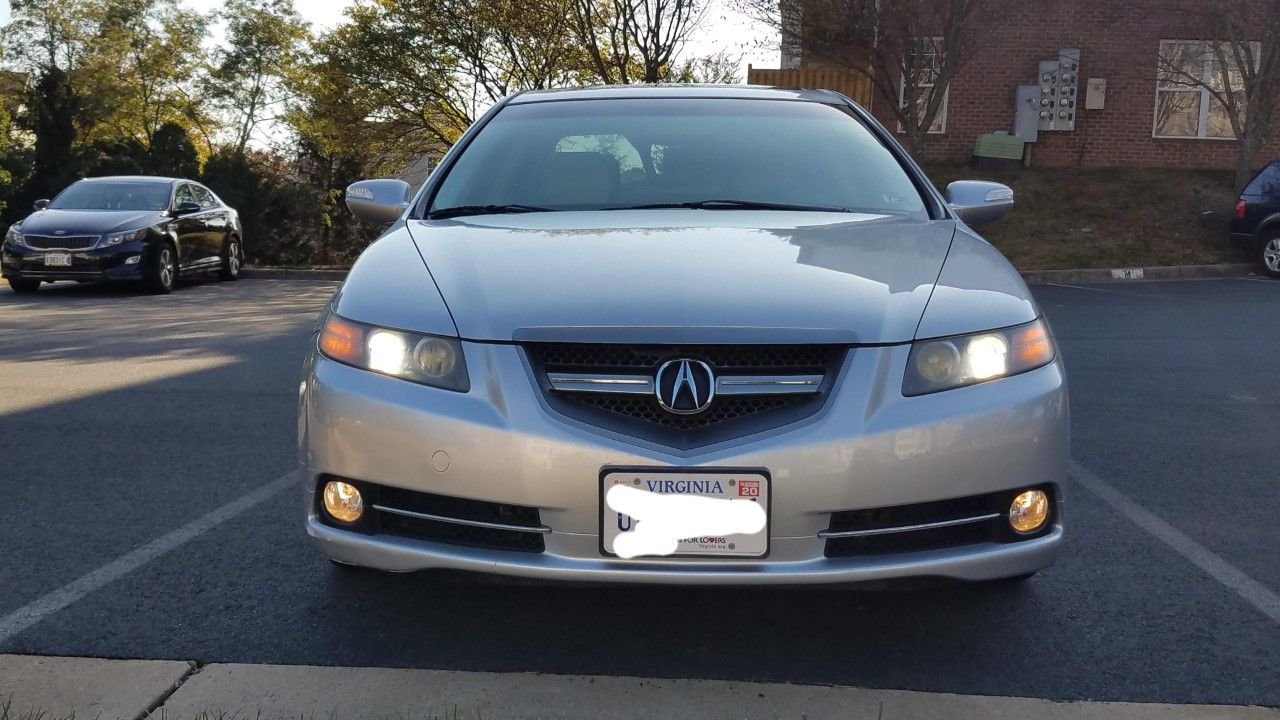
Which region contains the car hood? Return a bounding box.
[406,210,957,344]
[17,209,164,236]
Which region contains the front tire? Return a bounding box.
[1261,233,1280,278]
[218,236,241,281]
[145,243,177,294]
[8,278,40,294]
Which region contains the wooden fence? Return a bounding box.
[745,66,874,106]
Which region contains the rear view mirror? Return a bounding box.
[33,199,49,211]
[946,181,1015,227]
[346,179,412,224]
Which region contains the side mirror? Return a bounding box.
[32,199,49,211]
[173,201,201,215]
[346,179,412,224]
[946,181,1014,227]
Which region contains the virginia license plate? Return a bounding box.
[44,253,72,267]
[600,469,770,558]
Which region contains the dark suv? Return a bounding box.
[1,176,244,293]
[1231,161,1280,277]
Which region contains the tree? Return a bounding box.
[739,0,1000,154]
[572,0,706,83]
[670,49,742,83]
[145,122,200,177]
[25,66,80,203]
[206,0,310,158]
[1153,1,1280,191]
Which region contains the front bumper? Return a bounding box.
[300,342,1069,584]
[1,241,148,282]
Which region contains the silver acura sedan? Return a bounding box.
[300,85,1068,586]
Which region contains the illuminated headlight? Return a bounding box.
[104,228,148,246]
[903,319,1055,396]
[317,312,469,391]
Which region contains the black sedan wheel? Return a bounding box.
[8,278,40,294]
[219,237,241,281]
[1262,234,1280,278]
[146,243,177,294]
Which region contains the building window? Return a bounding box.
[1154,40,1255,140]
[899,37,947,135]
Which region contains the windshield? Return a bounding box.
[49,181,171,211]
[429,98,928,218]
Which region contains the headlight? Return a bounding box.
[104,228,148,246]
[317,312,469,392]
[4,226,23,247]
[903,319,1055,396]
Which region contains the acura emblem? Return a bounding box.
[655,359,715,415]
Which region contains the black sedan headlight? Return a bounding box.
[104,228,148,246]
[903,319,1055,396]
[317,312,469,392]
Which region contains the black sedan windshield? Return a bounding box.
[430,98,928,218]
[49,181,171,211]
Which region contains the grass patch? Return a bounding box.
[925,164,1250,270]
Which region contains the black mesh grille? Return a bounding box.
[24,235,98,250]
[526,343,845,439]
[823,487,1055,558]
[379,512,545,553]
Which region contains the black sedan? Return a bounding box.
[1231,160,1280,277]
[1,175,244,293]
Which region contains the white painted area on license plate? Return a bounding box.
[44,253,72,267]
[602,471,769,558]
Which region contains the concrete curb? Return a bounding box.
[240,263,1264,285]
[3,655,1277,720]
[1019,263,1258,284]
[240,267,348,280]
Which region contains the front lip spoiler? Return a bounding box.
[308,517,1064,584]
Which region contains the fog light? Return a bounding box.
[1009,489,1050,534]
[125,255,142,264]
[322,480,364,523]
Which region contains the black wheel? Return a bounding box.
[8,278,40,293]
[145,242,177,294]
[218,236,241,281]
[1261,232,1280,278]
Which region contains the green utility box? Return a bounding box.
[970,133,1026,172]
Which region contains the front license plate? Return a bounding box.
[44,253,72,267]
[601,469,770,558]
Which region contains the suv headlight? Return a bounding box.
[903,319,1055,396]
[104,228,148,246]
[317,312,469,392]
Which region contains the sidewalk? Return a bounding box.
[3,654,1277,720]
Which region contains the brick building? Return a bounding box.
[753,0,1280,170]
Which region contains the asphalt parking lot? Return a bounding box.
[0,275,1277,706]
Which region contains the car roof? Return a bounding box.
[78,175,184,185]
[508,84,843,105]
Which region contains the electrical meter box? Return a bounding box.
[1036,49,1080,132]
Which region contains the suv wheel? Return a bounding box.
[8,278,40,293]
[219,237,241,281]
[146,243,177,294]
[1262,234,1280,278]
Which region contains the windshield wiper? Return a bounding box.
[610,200,854,213]
[429,204,553,220]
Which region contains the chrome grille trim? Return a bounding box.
[23,235,101,251]
[548,373,824,396]
[817,513,1002,539]
[371,504,552,534]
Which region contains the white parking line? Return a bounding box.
[0,471,296,644]
[1070,460,1280,625]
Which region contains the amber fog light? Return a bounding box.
[1009,489,1050,534]
[322,480,364,524]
